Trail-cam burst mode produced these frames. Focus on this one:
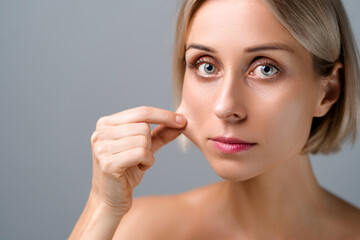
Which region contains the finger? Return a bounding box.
[100,147,155,174]
[102,135,151,154]
[94,123,151,141]
[96,106,186,129]
[151,124,184,153]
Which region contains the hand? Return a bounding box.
[89,106,187,215]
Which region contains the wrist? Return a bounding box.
[68,192,125,240]
[88,191,130,218]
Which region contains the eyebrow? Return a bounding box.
[244,43,295,53]
[186,44,216,53]
[185,42,295,54]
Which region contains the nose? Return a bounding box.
[214,72,247,123]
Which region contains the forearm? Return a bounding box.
[68,193,123,240]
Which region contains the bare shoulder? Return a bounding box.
[112,194,187,240]
[112,182,220,240]
[321,187,360,239]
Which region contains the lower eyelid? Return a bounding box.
[248,71,281,81]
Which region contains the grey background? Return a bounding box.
[0,0,359,239]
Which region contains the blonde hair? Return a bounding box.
[172,0,360,154]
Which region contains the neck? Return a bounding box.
[219,154,325,237]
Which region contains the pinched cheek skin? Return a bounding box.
[176,81,210,147]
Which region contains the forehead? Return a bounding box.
[186,0,305,55]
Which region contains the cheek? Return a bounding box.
[176,74,212,145]
[253,83,316,156]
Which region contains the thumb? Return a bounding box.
[151,124,184,153]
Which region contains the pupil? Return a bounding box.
[205,64,214,72]
[263,66,271,74]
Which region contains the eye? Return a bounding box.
[198,63,216,76]
[251,64,279,79]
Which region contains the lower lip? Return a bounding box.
[210,140,255,153]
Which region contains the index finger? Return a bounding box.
[98,106,187,129]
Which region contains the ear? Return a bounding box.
[313,62,343,117]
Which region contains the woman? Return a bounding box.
[69,0,360,239]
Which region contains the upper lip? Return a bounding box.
[210,137,255,144]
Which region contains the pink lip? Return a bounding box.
[210,137,256,153]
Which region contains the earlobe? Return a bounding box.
[313,62,343,117]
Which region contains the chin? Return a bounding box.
[215,168,261,182]
[202,152,263,182]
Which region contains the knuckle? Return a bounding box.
[138,135,149,148]
[94,144,104,155]
[139,122,150,134]
[137,106,152,119]
[96,117,107,129]
[91,131,99,144]
[143,155,155,170]
[148,155,155,166]
[99,158,111,173]
[135,147,149,158]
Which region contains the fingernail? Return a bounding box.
[176,115,186,125]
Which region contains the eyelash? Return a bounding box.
[249,58,282,80]
[187,56,282,81]
[188,57,215,71]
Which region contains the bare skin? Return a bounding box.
[114,181,360,240]
[69,0,360,239]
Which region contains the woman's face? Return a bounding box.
[177,0,324,181]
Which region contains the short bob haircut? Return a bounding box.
[172,0,360,155]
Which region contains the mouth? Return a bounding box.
[209,137,256,154]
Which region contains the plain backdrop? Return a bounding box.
[0,0,359,239]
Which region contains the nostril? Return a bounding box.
[226,113,246,122]
[215,107,245,120]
